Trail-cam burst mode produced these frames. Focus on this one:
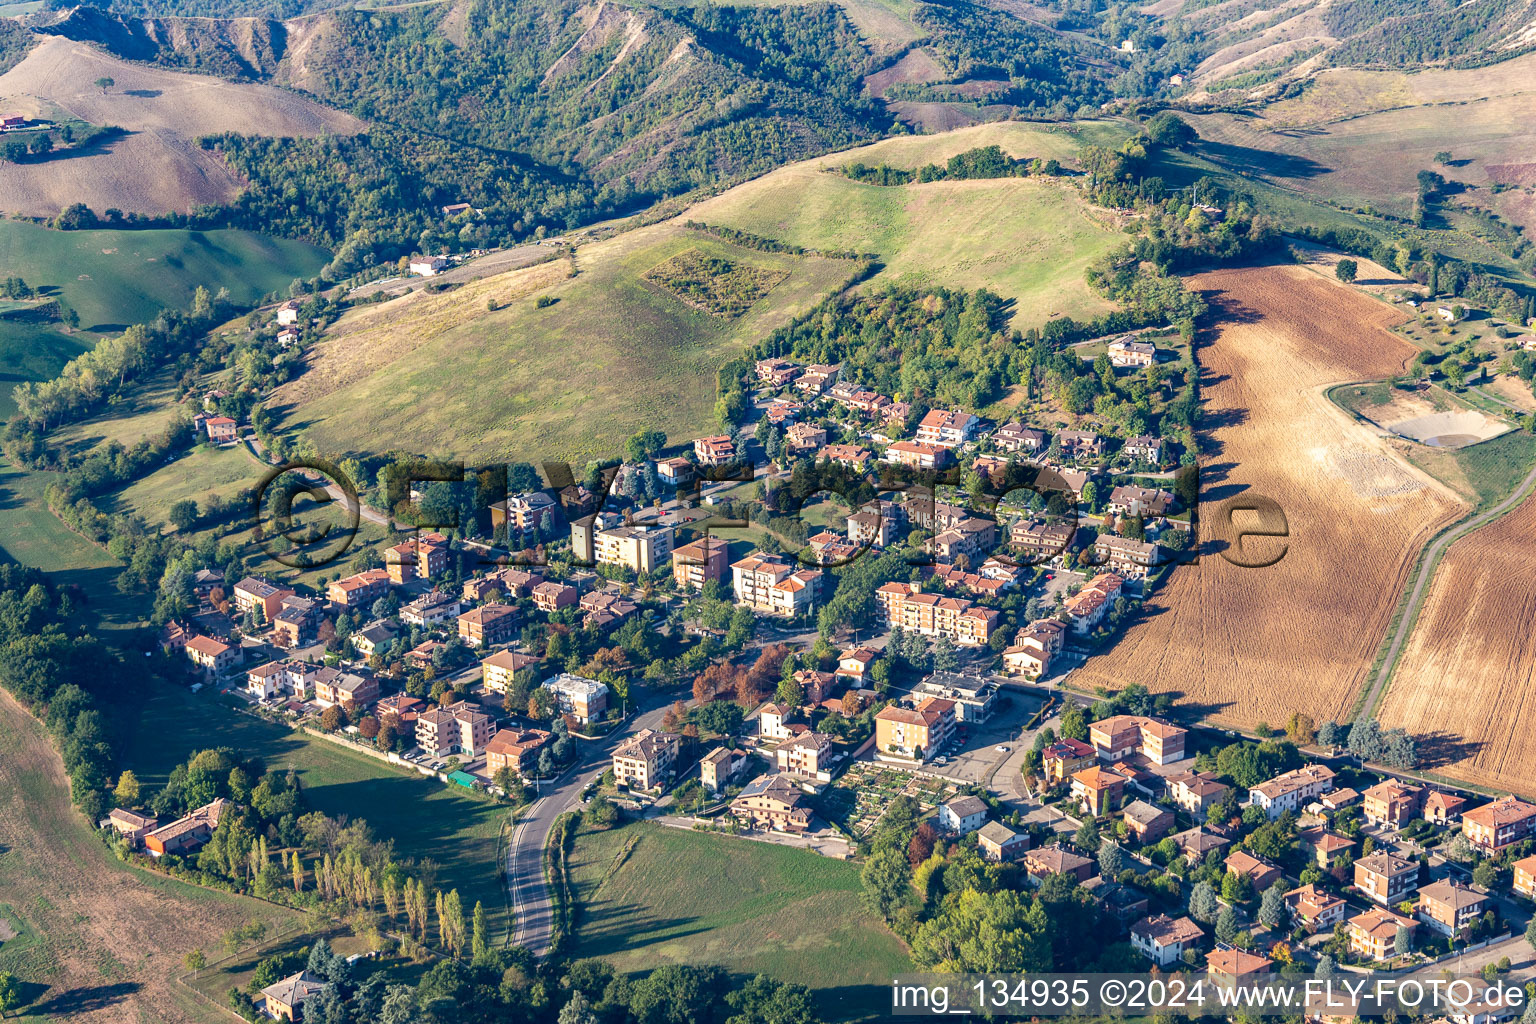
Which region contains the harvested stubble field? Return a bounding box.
[0,691,298,1024]
[1379,489,1536,796]
[1073,265,1467,727]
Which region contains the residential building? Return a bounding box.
[1089,715,1189,765]
[693,435,737,466]
[1121,799,1175,842]
[457,603,518,647]
[408,254,448,276]
[1206,949,1272,987]
[312,670,377,708]
[351,621,396,658]
[541,673,610,723]
[1225,850,1283,892]
[1424,790,1469,824]
[915,408,980,447]
[531,581,579,613]
[1348,908,1418,960]
[1121,435,1163,463]
[1024,844,1095,884]
[415,701,495,759]
[595,523,673,574]
[756,357,801,386]
[873,698,955,763]
[1094,534,1160,576]
[385,532,449,584]
[1247,764,1336,818]
[376,693,424,726]
[1106,485,1174,518]
[1171,827,1230,863]
[656,457,694,488]
[1462,795,1536,853]
[485,728,551,777]
[1009,519,1077,564]
[275,299,301,326]
[912,672,995,722]
[481,649,542,692]
[400,589,460,628]
[873,582,998,645]
[794,363,839,394]
[1064,573,1125,634]
[1364,779,1425,827]
[106,808,158,846]
[1168,771,1230,815]
[884,440,952,470]
[612,729,681,792]
[489,491,558,538]
[758,702,795,742]
[1513,856,1536,899]
[272,598,319,648]
[247,661,287,699]
[700,747,746,794]
[186,634,237,676]
[1041,738,1097,782]
[328,568,391,609]
[1285,883,1347,933]
[820,444,872,470]
[1354,852,1419,906]
[835,646,879,684]
[261,971,327,1022]
[143,798,230,857]
[1130,914,1203,967]
[992,422,1048,453]
[978,821,1029,862]
[1003,618,1067,679]
[580,589,640,629]
[233,576,294,623]
[1416,881,1491,937]
[784,422,826,453]
[1086,879,1150,928]
[205,415,237,444]
[730,552,824,617]
[1107,336,1157,368]
[774,731,834,780]
[1056,430,1105,459]
[731,774,812,832]
[1071,765,1128,816]
[1323,788,1361,811]
[938,795,988,835]
[1299,827,1355,868]
[672,537,728,590]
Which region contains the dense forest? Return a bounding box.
[841,144,1051,185]
[0,17,32,74]
[1324,0,1536,65]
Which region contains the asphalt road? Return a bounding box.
[506,698,668,955]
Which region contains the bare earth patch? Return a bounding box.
[1071,265,1467,728]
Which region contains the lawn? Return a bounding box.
[111,443,263,527]
[565,821,911,1022]
[275,224,855,464]
[121,683,516,946]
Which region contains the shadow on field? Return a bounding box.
[570,900,705,954]
[1146,689,1233,721]
[1412,731,1485,770]
[24,981,141,1016]
[1196,139,1330,181]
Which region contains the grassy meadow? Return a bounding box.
[273,225,857,464]
[122,683,516,946]
[566,821,911,1022]
[687,122,1125,331]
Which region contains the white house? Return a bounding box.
[938,795,988,835]
[409,254,449,277]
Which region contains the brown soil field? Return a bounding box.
[1073,265,1467,727]
[1379,491,1536,796]
[862,45,943,98]
[0,691,297,1023]
[0,35,362,216]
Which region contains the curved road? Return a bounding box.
[506,699,668,955]
[1355,457,1536,723]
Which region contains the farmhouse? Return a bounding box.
[1354,851,1419,906]
[275,299,302,325]
[1130,914,1203,967]
[1247,764,1336,818]
[106,808,158,846]
[731,774,813,832]
[1107,336,1157,368]
[409,254,449,276]
[261,971,326,1021]
[205,415,237,443]
[143,798,231,857]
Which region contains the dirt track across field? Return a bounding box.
[1071,264,1467,727]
